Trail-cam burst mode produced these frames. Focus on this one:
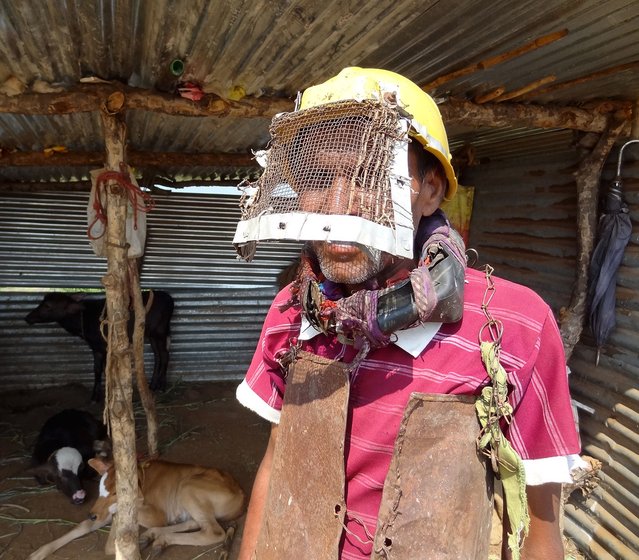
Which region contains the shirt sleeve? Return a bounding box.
[236,290,300,424]
[505,308,582,483]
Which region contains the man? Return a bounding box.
[233,67,581,559]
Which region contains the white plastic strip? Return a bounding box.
[388,121,415,257]
[234,211,414,258]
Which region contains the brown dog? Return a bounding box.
[27,457,246,560]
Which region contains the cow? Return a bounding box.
[27,457,246,560]
[30,409,109,505]
[25,290,174,401]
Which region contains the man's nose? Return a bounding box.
[326,174,358,215]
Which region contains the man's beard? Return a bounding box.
[313,242,386,286]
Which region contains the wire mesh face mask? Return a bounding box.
[233,99,415,270]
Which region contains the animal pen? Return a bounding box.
[0,2,638,559]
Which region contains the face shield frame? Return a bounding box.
[233,99,415,262]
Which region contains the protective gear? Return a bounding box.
[254,350,493,560]
[300,211,466,351]
[377,212,466,332]
[234,67,457,263]
[300,67,458,201]
[253,351,349,560]
[372,394,493,560]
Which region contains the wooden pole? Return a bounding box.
[439,98,630,133]
[519,60,639,101]
[492,75,557,103]
[0,149,255,168]
[421,29,568,91]
[99,92,140,560]
[0,83,292,117]
[474,87,505,104]
[128,259,159,457]
[559,117,628,361]
[632,99,639,139]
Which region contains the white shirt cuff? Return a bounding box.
[236,379,281,424]
[523,454,588,485]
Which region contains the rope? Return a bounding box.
[87,163,155,241]
[340,510,374,546]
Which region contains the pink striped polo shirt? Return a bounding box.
[237,266,581,559]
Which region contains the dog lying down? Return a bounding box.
[28,457,246,560]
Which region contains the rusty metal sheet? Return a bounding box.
[254,350,350,560]
[372,393,493,560]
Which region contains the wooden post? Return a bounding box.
[99,93,140,560]
[128,258,159,457]
[559,117,628,361]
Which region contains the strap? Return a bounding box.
[475,265,530,560]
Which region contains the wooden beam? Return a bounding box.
[519,60,639,101]
[474,87,506,104]
[0,81,632,136]
[493,75,557,103]
[0,149,256,168]
[440,98,632,133]
[0,83,293,117]
[421,29,568,91]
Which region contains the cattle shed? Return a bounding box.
[0,2,638,559]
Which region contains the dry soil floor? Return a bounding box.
[0,380,270,560]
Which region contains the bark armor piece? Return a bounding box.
[372,394,493,559]
[254,352,493,559]
[253,351,350,560]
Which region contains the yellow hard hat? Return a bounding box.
[300,67,458,201]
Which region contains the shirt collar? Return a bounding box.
[299,317,441,358]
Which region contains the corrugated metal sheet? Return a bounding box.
[465,150,579,313]
[0,1,638,186]
[373,1,639,105]
[566,153,639,560]
[0,190,300,288]
[2,0,636,103]
[466,144,639,558]
[450,128,578,162]
[0,190,301,390]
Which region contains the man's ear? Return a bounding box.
[414,170,447,221]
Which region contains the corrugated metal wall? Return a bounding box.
[566,152,639,560]
[0,190,301,390]
[466,149,579,312]
[2,145,637,559]
[466,148,639,559]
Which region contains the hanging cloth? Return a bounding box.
[87,165,154,258]
[475,265,530,560]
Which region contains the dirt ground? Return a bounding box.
[0,380,587,560]
[0,380,271,560]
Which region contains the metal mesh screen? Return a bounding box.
[234,99,417,267]
[241,100,404,225]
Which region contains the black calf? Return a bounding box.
[31,409,109,504]
[25,290,174,401]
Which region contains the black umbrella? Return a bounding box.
[588,140,637,365]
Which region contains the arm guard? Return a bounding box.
[377,226,466,333]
